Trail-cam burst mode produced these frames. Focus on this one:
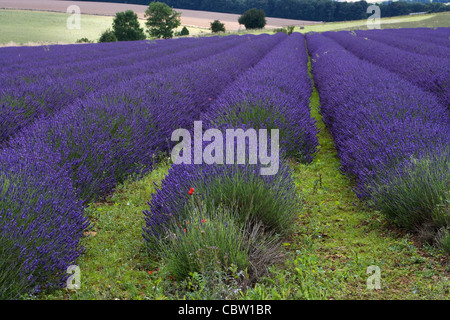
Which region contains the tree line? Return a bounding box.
[89,2,228,43]
[77,0,450,22]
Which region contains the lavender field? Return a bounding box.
[0,28,449,300]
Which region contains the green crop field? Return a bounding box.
[296,11,450,33]
[0,9,207,46]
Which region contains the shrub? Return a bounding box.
[112,10,146,41]
[368,152,449,230]
[159,200,284,286]
[238,8,267,30]
[145,1,181,39]
[143,130,299,253]
[159,203,249,281]
[273,26,295,35]
[210,20,226,33]
[0,144,89,299]
[438,229,450,254]
[209,99,316,163]
[75,38,93,43]
[180,26,189,36]
[98,29,118,43]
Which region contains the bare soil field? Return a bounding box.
[0,0,320,31]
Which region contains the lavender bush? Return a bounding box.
[0,143,89,299]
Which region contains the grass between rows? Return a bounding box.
[38,54,449,302]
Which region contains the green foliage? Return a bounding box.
[211,101,310,161]
[159,203,249,281]
[112,10,146,41]
[195,168,299,238]
[368,153,449,230]
[238,8,267,30]
[174,26,189,36]
[145,1,181,39]
[210,19,226,33]
[212,101,286,136]
[273,26,295,35]
[439,230,450,254]
[98,29,118,43]
[75,37,93,43]
[180,26,189,36]
[157,192,285,290]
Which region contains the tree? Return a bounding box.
[145,1,181,39]
[210,20,226,33]
[112,10,146,41]
[98,29,118,43]
[238,8,266,30]
[180,26,190,36]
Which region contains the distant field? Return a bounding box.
[0,0,319,35]
[0,9,114,45]
[0,9,210,46]
[297,11,450,33]
[0,5,448,46]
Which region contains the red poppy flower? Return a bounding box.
[188,187,194,195]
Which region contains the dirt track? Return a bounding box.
[0,0,320,30]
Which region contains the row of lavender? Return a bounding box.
[202,32,318,162]
[306,31,449,231]
[0,36,247,144]
[0,37,235,88]
[0,33,292,298]
[0,38,198,77]
[323,29,450,108]
[346,29,450,59]
[380,27,450,48]
[142,33,316,280]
